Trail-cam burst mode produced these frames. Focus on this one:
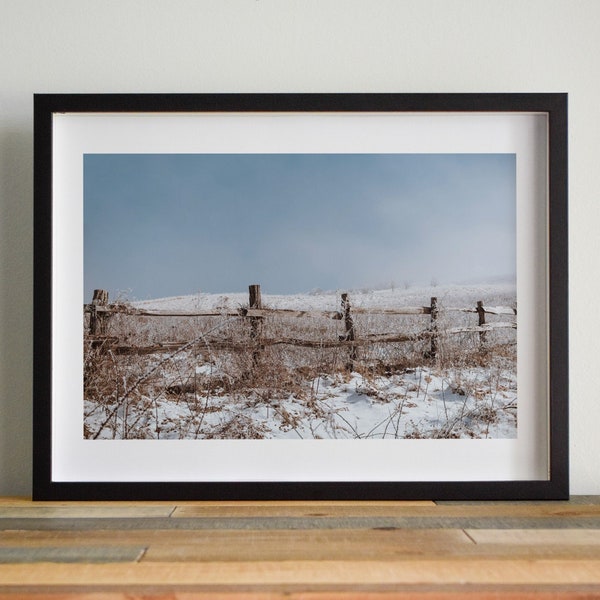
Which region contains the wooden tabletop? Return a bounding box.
[1,496,600,598]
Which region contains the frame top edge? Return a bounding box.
[33,92,568,115]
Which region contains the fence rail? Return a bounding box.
[85,285,516,363]
[86,304,437,319]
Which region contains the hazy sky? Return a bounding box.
[84,153,515,301]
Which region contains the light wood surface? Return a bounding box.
[0,497,599,598]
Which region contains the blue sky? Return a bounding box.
[84,153,515,301]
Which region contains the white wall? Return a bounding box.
[1,0,598,496]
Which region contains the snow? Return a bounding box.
[85,282,517,441]
[84,364,517,441]
[131,281,516,313]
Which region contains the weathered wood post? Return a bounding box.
[476,300,487,348]
[89,289,109,335]
[249,284,263,366]
[429,296,438,359]
[341,292,357,370]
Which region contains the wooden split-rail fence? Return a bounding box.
[85,285,516,365]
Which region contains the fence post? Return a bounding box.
[89,289,109,335]
[249,284,263,365]
[476,300,487,348]
[429,296,438,359]
[341,292,357,370]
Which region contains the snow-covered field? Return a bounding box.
[131,280,516,313]
[84,282,517,441]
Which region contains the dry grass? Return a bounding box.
[84,294,516,440]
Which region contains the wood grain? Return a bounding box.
[171,502,600,519]
[0,506,174,518]
[467,529,600,545]
[172,502,436,519]
[2,594,600,600]
[1,559,600,586]
[0,545,145,563]
[2,529,600,561]
[1,497,600,595]
[140,529,472,562]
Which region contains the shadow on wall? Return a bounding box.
[0,125,34,495]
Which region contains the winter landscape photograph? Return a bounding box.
[83,153,517,441]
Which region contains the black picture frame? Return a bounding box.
[33,93,568,500]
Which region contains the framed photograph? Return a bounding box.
[33,93,568,500]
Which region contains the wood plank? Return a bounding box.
[1,559,600,586]
[142,543,600,563]
[172,501,435,519]
[1,593,600,600]
[0,497,177,507]
[171,503,600,519]
[87,306,242,317]
[4,529,600,562]
[447,322,516,334]
[467,529,600,545]
[447,305,515,316]
[437,496,600,505]
[0,499,598,595]
[140,529,471,562]
[481,306,517,316]
[351,307,430,316]
[89,305,432,318]
[0,546,145,563]
[0,529,471,562]
[3,516,600,532]
[245,308,343,319]
[0,528,465,548]
[0,506,174,518]
[258,335,421,347]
